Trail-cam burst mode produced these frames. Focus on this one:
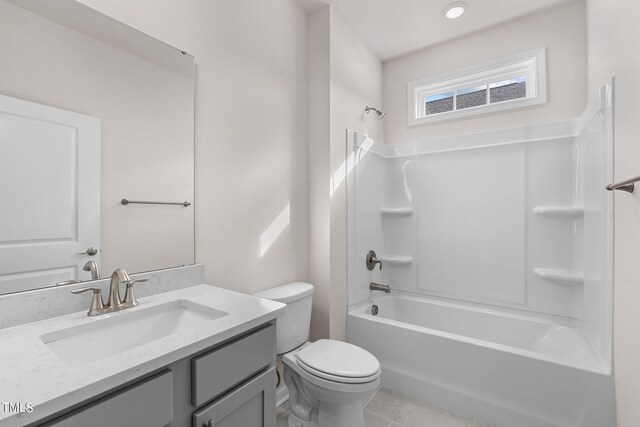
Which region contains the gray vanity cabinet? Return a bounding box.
[44,371,174,427]
[192,367,275,427]
[192,324,276,407]
[38,323,276,427]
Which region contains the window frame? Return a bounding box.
[407,48,547,126]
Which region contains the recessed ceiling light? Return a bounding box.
[443,1,468,19]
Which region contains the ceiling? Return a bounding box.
[295,0,574,61]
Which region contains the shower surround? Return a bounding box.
[346,81,615,427]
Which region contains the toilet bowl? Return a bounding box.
[253,282,381,427]
[283,340,380,427]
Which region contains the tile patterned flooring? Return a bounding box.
[277,387,491,427]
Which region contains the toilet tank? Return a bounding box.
[254,282,314,354]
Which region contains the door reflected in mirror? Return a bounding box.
[0,0,195,295]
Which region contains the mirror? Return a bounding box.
[0,0,195,295]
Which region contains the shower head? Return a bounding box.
[365,106,386,120]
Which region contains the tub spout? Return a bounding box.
[370,282,391,293]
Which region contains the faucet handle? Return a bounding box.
[71,287,105,316]
[366,250,383,271]
[122,278,150,308]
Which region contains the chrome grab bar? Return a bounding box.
[606,174,640,193]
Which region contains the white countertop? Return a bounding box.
[0,284,285,427]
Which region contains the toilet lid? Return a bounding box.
[296,339,380,381]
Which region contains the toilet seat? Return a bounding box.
[297,359,380,384]
[296,339,381,384]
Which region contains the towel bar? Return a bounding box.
[121,199,191,207]
[606,175,640,193]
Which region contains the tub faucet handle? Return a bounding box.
[366,250,382,271]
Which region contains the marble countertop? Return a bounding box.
[0,284,285,427]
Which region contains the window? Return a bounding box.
[407,48,546,126]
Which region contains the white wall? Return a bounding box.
[0,1,194,276]
[75,0,311,295]
[586,1,640,425]
[308,7,331,340]
[329,8,384,340]
[307,6,384,340]
[383,0,587,144]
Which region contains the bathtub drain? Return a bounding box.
[371,305,379,315]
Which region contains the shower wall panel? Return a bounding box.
[417,143,526,304]
[524,137,580,318]
[579,83,614,365]
[379,157,418,294]
[346,132,389,306]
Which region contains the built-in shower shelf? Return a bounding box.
[533,268,584,286]
[380,207,413,216]
[379,255,413,265]
[533,206,584,217]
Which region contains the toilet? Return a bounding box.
[254,282,380,427]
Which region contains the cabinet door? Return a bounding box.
[43,371,173,427]
[192,367,276,427]
[192,324,275,406]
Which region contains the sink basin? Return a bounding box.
[40,300,227,366]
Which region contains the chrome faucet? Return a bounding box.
[83,260,101,280]
[71,268,150,316]
[107,268,131,310]
[369,282,391,293]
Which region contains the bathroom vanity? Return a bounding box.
[43,325,276,427]
[0,285,284,427]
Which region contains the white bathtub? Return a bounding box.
[347,293,615,427]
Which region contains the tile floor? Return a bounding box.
[277,387,491,427]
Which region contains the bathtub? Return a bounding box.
[347,293,615,427]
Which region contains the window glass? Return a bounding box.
[425,92,454,115]
[456,85,487,110]
[489,77,527,103]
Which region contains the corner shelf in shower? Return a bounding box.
[533,268,584,286]
[379,255,413,265]
[380,207,414,216]
[533,205,584,217]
